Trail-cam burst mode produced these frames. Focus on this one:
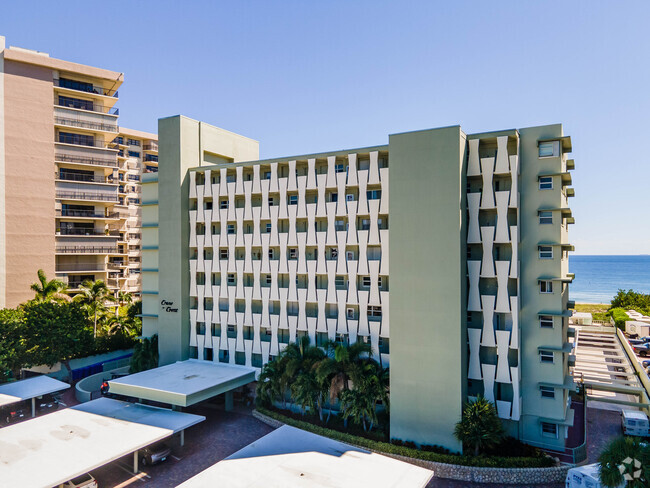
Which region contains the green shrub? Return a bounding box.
[609,308,630,330]
[256,407,555,468]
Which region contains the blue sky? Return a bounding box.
[2,1,649,254]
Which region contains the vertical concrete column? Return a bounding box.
[224,390,234,411]
[133,451,139,473]
[31,397,35,418]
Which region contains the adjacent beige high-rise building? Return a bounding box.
[0,36,155,307]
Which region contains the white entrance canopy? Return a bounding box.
[176,425,434,488]
[108,359,256,407]
[0,398,204,488]
[0,375,70,408]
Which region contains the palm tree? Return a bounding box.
[453,395,504,456]
[30,269,71,303]
[117,291,133,309]
[73,279,116,337]
[599,435,649,488]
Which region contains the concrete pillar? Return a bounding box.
[180,430,185,447]
[31,398,35,418]
[133,451,139,473]
[224,391,233,411]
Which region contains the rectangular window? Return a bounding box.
[541,422,558,438]
[538,211,553,224]
[330,193,338,202]
[268,248,275,259]
[268,197,274,206]
[367,189,381,200]
[288,195,298,205]
[264,171,271,180]
[539,141,560,158]
[266,223,272,233]
[346,307,354,319]
[539,350,554,364]
[360,219,371,230]
[362,276,371,288]
[538,246,553,259]
[219,249,228,259]
[128,151,141,158]
[227,274,235,285]
[266,275,272,285]
[378,276,383,288]
[540,386,555,399]
[127,138,141,146]
[220,200,228,209]
[368,306,382,317]
[227,224,235,234]
[539,280,553,294]
[539,315,554,328]
[335,276,345,287]
[346,251,354,261]
[335,220,346,231]
[346,194,354,201]
[289,248,297,259]
[335,163,345,173]
[539,176,553,190]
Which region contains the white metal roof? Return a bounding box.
[176,425,434,488]
[0,375,70,407]
[72,397,205,433]
[0,398,201,488]
[108,359,256,406]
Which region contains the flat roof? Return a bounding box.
[0,400,173,488]
[176,425,434,488]
[72,397,205,433]
[0,375,70,407]
[108,359,256,407]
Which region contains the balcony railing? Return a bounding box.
[56,172,114,184]
[55,117,118,133]
[57,133,115,149]
[56,246,118,254]
[57,228,120,237]
[144,166,159,173]
[55,97,119,116]
[144,154,158,162]
[54,78,118,98]
[56,263,106,272]
[56,191,119,202]
[143,142,158,152]
[56,209,119,219]
[55,153,117,168]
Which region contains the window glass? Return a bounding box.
[540,386,555,399]
[539,246,553,259]
[539,141,559,158]
[539,211,553,224]
[539,280,553,294]
[539,176,553,190]
[540,350,554,363]
[539,315,554,328]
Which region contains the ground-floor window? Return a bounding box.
[541,421,558,438]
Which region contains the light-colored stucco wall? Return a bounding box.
[0,37,6,308]
[388,126,467,452]
[3,58,55,307]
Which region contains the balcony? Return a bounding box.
[57,133,115,149]
[55,96,119,116]
[144,154,158,162]
[55,153,117,168]
[54,78,118,98]
[57,228,120,237]
[55,117,118,133]
[56,191,119,202]
[56,209,120,219]
[55,263,106,273]
[143,142,158,152]
[56,246,119,254]
[56,172,115,184]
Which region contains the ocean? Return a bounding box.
[569,255,650,304]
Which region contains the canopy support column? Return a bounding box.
[31,398,36,418]
[180,429,185,447]
[133,451,139,473]
[225,391,233,411]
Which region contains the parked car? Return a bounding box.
[0,403,28,425]
[58,473,97,488]
[34,393,60,415]
[642,360,650,368]
[632,342,650,357]
[640,336,650,343]
[628,338,646,345]
[140,441,172,466]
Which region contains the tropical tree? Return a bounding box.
[0,308,27,381]
[129,335,159,373]
[257,357,286,408]
[454,395,504,456]
[117,291,133,309]
[599,435,649,488]
[30,269,71,303]
[73,279,116,337]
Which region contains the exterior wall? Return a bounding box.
[149,116,259,365]
[389,127,467,452]
[3,59,56,308]
[518,125,573,449]
[0,37,5,308]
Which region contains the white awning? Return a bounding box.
[108,359,256,406]
[176,425,434,488]
[0,398,204,488]
[0,375,70,407]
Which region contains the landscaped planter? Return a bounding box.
[252,409,571,485]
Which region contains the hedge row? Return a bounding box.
[256,407,555,468]
[609,308,630,330]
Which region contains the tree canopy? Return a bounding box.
[454,395,504,456]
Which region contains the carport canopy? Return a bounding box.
[0,397,205,488]
[176,425,434,488]
[108,359,256,407]
[0,374,70,408]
